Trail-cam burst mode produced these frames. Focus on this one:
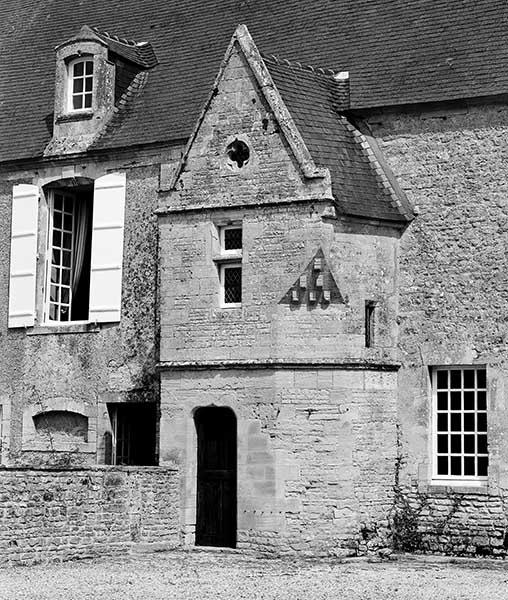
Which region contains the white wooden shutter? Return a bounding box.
[8,184,39,328]
[89,173,126,323]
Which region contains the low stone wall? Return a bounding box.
[392,484,508,557]
[0,466,180,565]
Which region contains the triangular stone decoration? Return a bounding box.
[279,248,345,307]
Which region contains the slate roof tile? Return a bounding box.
[92,28,158,69]
[264,57,412,222]
[1,0,508,162]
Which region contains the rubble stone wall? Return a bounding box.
[0,466,180,565]
[369,101,508,556]
[0,147,182,467]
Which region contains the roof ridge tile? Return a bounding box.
[92,26,138,47]
[261,52,340,81]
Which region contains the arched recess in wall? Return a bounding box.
[33,410,88,443]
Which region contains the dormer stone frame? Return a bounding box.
[48,27,116,155]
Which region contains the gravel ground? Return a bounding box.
[0,550,507,600]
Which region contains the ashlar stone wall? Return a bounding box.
[158,39,402,555]
[161,367,397,556]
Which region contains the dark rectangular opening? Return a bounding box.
[194,406,237,548]
[365,301,376,347]
[108,403,157,466]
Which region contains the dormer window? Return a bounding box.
[47,25,157,156]
[68,57,93,111]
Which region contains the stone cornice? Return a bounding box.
[158,359,400,371]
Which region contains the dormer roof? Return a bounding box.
[92,28,158,69]
[42,23,157,157]
[54,24,107,50]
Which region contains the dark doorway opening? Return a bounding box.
[194,406,237,548]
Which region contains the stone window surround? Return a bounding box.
[213,220,243,308]
[0,401,10,466]
[219,225,242,307]
[220,134,257,177]
[22,398,96,454]
[52,36,115,134]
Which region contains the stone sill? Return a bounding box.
[55,111,94,124]
[155,197,333,215]
[27,322,101,335]
[21,443,95,453]
[422,483,490,495]
[212,254,242,263]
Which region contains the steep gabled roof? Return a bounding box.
[1,0,508,163]
[169,26,412,224]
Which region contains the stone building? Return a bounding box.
[1,0,508,561]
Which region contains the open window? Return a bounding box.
[108,403,157,465]
[46,186,93,322]
[8,172,127,328]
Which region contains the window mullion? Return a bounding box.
[433,366,488,484]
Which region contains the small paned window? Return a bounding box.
[222,265,242,304]
[223,227,242,251]
[69,58,93,111]
[218,225,242,307]
[433,366,488,483]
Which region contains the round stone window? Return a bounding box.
[226,139,250,170]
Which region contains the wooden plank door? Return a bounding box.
[195,407,237,548]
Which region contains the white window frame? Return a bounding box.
[431,366,488,487]
[217,224,242,308]
[44,190,76,323]
[67,56,94,113]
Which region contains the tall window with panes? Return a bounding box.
[46,188,93,322]
[69,58,93,111]
[218,225,242,307]
[8,173,127,329]
[433,366,488,483]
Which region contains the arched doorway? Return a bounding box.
[194,406,237,548]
